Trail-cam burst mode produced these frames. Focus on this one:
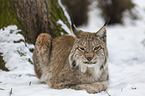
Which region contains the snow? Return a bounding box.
[1,1,145,96]
[58,0,71,24]
[57,19,72,35]
[57,0,72,35]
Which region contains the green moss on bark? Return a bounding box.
[0,0,19,28]
[0,53,9,71]
[49,0,70,37]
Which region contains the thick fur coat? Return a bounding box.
[33,25,108,93]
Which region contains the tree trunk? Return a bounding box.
[0,0,70,44]
[0,0,71,71]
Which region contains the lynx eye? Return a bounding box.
[78,47,85,51]
[93,46,102,52]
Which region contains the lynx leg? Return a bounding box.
[71,81,108,94]
[33,33,52,79]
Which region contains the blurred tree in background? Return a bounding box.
[62,0,91,27]
[63,0,135,26]
[97,0,135,24]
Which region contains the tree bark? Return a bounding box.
[0,0,70,71]
[0,0,70,44]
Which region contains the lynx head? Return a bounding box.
[69,24,108,73]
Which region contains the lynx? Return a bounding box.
[33,24,108,93]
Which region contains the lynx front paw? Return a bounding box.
[71,81,108,94]
[73,84,100,93]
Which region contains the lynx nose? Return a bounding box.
[85,52,93,62]
[86,57,93,61]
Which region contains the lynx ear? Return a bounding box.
[96,23,107,42]
[70,24,82,38]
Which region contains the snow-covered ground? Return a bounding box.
[0,0,145,96]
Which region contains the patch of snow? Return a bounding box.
[0,25,34,71]
[132,0,145,9]
[58,0,71,24]
[57,19,72,35]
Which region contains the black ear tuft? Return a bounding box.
[96,25,107,42]
[104,18,110,26]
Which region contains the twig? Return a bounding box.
[29,81,32,85]
[121,88,123,91]
[0,88,4,90]
[131,87,137,90]
[9,88,12,96]
[106,91,111,96]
